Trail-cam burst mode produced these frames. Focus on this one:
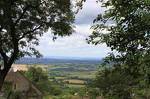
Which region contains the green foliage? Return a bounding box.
[88,0,150,98]
[78,87,87,99]
[24,66,62,96]
[88,88,100,99]
[3,83,22,99]
[89,0,150,61]
[93,64,150,99]
[0,1,75,90]
[25,66,48,82]
[8,91,22,99]
[93,66,133,99]
[3,82,13,98]
[0,0,74,58]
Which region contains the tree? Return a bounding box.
[93,65,133,99]
[89,0,150,55]
[0,0,75,90]
[25,66,62,96]
[88,88,100,99]
[88,0,150,98]
[88,0,150,66]
[25,67,49,83]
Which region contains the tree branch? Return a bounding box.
[14,2,43,26]
[18,25,42,40]
[0,27,3,32]
[14,5,30,26]
[0,49,8,63]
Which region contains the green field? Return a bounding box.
[67,84,85,88]
[31,63,98,88]
[67,71,96,79]
[11,62,100,99]
[26,62,98,89]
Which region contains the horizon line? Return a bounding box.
[21,56,103,60]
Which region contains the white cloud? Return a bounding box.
[75,0,105,25]
[36,0,110,59]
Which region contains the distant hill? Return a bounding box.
[15,58,102,65]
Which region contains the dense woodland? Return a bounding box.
[0,0,150,99]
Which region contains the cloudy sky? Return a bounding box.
[37,0,110,59]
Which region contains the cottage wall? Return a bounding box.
[4,68,43,99]
[5,71,30,92]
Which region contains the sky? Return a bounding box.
[37,0,111,59]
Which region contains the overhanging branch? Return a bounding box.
[18,25,42,40]
[14,5,30,26]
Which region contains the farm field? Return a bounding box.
[67,84,85,88]
[48,66,97,88]
[64,79,85,84]
[16,58,100,88]
[14,58,101,99]
[13,64,97,88]
[46,64,98,88]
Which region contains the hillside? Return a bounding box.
[16,58,102,65]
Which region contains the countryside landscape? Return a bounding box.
[16,58,101,88]
[13,58,101,99]
[0,0,150,99]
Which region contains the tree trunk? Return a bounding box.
[0,72,6,91]
[0,66,11,91]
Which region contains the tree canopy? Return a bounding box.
[89,0,150,78]
[0,0,75,90]
[0,0,74,61]
[25,66,62,96]
[88,0,150,98]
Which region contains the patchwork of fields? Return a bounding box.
[16,58,101,88]
[47,64,98,88]
[14,58,102,98]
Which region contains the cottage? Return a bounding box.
[4,65,43,99]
